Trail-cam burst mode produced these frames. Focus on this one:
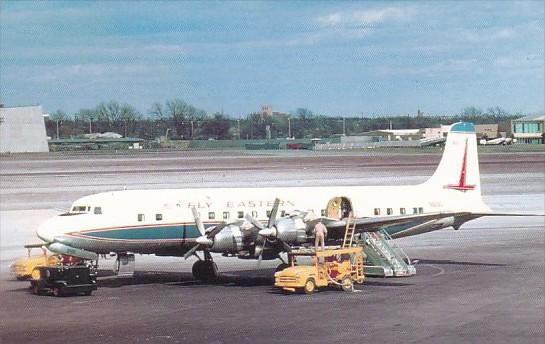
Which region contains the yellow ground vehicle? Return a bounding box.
[274,246,365,294]
[10,247,60,280]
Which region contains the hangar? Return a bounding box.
[0,105,49,153]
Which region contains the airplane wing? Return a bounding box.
[322,211,471,234]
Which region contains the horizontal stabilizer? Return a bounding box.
[470,212,545,217]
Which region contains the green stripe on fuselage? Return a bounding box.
[83,224,208,240]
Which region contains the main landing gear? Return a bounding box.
[191,251,218,282]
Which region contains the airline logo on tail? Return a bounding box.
[445,138,476,191]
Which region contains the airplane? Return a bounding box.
[34,122,540,281]
[479,137,513,145]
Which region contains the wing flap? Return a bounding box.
[324,212,471,233]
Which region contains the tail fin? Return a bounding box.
[424,122,482,196]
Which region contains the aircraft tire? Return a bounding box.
[192,261,218,282]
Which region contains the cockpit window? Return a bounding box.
[94,207,102,215]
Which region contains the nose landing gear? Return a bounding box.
[191,251,218,282]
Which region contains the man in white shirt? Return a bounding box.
[314,220,328,250]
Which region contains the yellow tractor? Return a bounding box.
[10,246,60,280]
[274,246,365,294]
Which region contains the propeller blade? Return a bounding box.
[183,244,200,260]
[278,238,292,253]
[256,237,267,266]
[191,207,206,236]
[206,222,227,238]
[245,214,264,230]
[267,198,280,228]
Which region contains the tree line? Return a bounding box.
[45,100,523,140]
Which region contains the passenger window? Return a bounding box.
[281,210,286,217]
[321,209,326,216]
[374,208,380,216]
[208,212,215,220]
[419,207,424,214]
[413,208,418,214]
[156,214,163,221]
[94,207,102,215]
[400,208,406,215]
[237,211,244,219]
[251,211,258,218]
[387,208,393,215]
[223,211,229,219]
[138,214,145,222]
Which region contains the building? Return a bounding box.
[0,105,49,153]
[511,114,545,144]
[475,124,499,139]
[260,105,272,119]
[260,105,288,119]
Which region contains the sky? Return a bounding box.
[1,1,543,117]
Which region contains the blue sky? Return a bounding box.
[1,1,543,117]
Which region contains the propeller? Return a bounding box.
[183,207,227,260]
[244,198,292,266]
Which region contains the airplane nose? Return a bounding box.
[36,218,57,243]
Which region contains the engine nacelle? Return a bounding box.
[275,217,307,244]
[48,242,98,260]
[210,224,244,253]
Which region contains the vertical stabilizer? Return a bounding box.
[424,122,482,197]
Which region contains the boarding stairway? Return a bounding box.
[360,230,416,277]
[342,217,414,277]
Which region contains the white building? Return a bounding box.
[0,105,49,153]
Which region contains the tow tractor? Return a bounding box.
[30,255,97,297]
[274,246,365,294]
[275,216,365,294]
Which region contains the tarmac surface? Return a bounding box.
[0,149,544,344]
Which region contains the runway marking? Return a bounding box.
[422,264,446,277]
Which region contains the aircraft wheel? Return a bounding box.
[303,278,316,295]
[192,261,205,280]
[192,261,218,282]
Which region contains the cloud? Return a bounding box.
[376,59,481,77]
[4,63,164,84]
[317,7,416,28]
[464,27,516,42]
[493,54,543,70]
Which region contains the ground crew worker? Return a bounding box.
[314,219,328,250]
